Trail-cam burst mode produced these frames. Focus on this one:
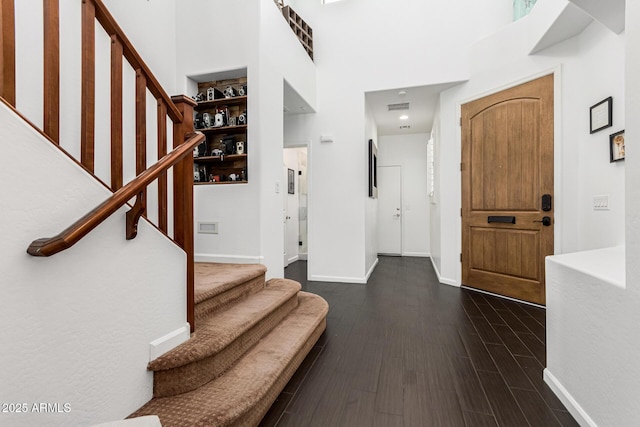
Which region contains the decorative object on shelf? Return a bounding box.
[213,110,225,127]
[228,116,237,126]
[202,112,213,128]
[288,168,295,194]
[223,86,236,98]
[238,111,247,125]
[610,130,625,162]
[241,169,247,181]
[207,87,223,101]
[195,141,207,157]
[368,139,378,198]
[229,173,240,181]
[236,141,245,155]
[211,148,224,156]
[221,135,236,154]
[192,92,204,102]
[590,96,613,134]
[194,165,200,182]
[238,85,247,96]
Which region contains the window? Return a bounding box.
[427,136,435,198]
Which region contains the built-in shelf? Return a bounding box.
[194,154,247,163]
[195,180,248,186]
[198,125,247,135]
[197,96,247,108]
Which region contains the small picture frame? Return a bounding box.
[368,139,378,199]
[288,168,295,194]
[609,130,625,162]
[590,97,613,134]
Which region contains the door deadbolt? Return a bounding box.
[534,216,552,226]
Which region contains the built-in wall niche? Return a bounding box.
[189,69,249,185]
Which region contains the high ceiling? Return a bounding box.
[365,82,462,136]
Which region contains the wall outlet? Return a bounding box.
[593,195,609,211]
[198,222,219,234]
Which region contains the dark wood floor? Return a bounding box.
[259,257,578,427]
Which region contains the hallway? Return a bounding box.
[260,257,578,427]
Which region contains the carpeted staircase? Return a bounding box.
[129,263,328,426]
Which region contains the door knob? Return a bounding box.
[533,216,552,226]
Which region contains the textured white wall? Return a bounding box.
[0,103,187,426]
[378,133,431,258]
[545,0,640,425]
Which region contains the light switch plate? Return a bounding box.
[593,195,609,210]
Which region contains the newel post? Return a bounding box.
[172,95,196,332]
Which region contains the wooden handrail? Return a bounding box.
[27,132,204,257]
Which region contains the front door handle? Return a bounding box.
[533,216,552,226]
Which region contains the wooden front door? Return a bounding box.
[461,74,554,305]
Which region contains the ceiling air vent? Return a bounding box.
[400,125,411,129]
[388,102,410,111]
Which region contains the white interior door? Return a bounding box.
[283,164,300,267]
[378,165,402,255]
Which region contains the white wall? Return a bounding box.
[544,1,640,425]
[0,103,187,426]
[364,101,378,278]
[175,0,316,277]
[435,14,626,285]
[378,133,430,258]
[284,0,513,283]
[429,102,444,280]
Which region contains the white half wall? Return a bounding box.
[378,133,430,257]
[0,103,187,426]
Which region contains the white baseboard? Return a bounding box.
[287,255,299,264]
[365,258,379,282]
[298,253,308,261]
[309,274,367,284]
[544,369,596,427]
[149,323,190,361]
[430,257,459,287]
[194,253,264,264]
[402,252,431,258]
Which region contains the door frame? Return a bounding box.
[456,67,563,287]
[283,140,312,268]
[377,165,403,256]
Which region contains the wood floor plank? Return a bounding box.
[485,343,535,390]
[338,389,376,427]
[493,324,533,357]
[553,410,581,427]
[469,315,503,344]
[451,356,494,415]
[514,355,568,411]
[458,329,499,373]
[476,370,529,427]
[518,332,546,365]
[511,388,562,427]
[463,411,499,427]
[374,356,404,415]
[495,308,531,334]
[372,411,403,427]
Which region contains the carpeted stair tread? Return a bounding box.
[194,263,267,305]
[149,278,301,371]
[130,292,329,427]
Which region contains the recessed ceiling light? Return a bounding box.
[399,115,409,120]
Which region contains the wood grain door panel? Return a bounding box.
[462,74,554,305]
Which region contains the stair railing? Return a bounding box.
[1,0,198,332]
